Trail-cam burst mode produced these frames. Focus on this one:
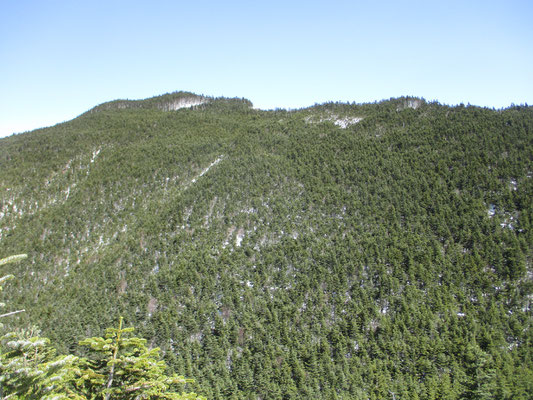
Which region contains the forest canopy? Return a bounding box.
[0,93,531,399]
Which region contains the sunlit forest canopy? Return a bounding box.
[1,93,532,399]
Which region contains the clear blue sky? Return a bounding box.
[1,0,532,137]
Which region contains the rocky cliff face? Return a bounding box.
[88,91,209,113]
[157,97,208,111]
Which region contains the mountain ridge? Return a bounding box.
[0,92,532,399]
[84,91,255,115]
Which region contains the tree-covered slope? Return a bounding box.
[1,92,532,399]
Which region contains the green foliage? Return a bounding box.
[0,328,80,399]
[0,255,26,325]
[75,317,205,399]
[0,254,205,399]
[0,254,78,399]
[0,255,28,268]
[1,94,532,398]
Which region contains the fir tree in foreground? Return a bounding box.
[75,317,205,399]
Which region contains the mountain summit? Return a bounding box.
[88,91,211,113]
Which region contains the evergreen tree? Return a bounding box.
[75,317,205,400]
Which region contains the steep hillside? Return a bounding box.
[1,93,532,399]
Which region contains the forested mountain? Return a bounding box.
[0,91,532,399]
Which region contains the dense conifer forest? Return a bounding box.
[0,92,532,398]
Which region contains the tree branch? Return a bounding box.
[0,309,25,318]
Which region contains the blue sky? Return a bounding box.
[1,0,532,137]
